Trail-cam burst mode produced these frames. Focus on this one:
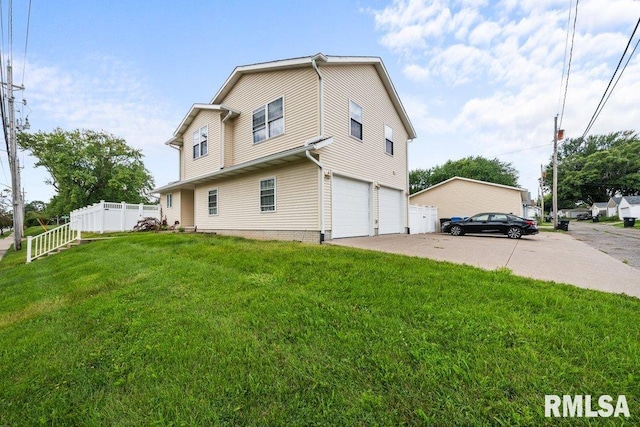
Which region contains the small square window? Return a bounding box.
[260,178,276,212]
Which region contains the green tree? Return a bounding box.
[545,131,640,206]
[409,156,519,194]
[0,191,11,236]
[24,200,48,227]
[18,129,154,217]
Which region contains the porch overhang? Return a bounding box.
[153,137,333,193]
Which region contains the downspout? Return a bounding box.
[406,138,413,234]
[221,109,234,169]
[310,58,326,242]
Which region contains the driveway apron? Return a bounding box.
[327,232,640,298]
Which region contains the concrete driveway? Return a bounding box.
[328,231,640,298]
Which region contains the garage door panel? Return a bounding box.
[379,187,404,235]
[332,176,370,238]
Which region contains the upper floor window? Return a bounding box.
[253,97,284,144]
[260,178,276,212]
[208,188,218,215]
[193,126,208,159]
[166,193,173,208]
[385,125,394,155]
[349,100,363,140]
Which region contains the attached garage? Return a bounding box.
[378,186,404,234]
[332,175,371,238]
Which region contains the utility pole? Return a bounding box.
[7,61,24,250]
[552,115,558,229]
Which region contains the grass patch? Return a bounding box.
[1,233,639,425]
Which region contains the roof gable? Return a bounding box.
[210,53,416,139]
[410,176,528,198]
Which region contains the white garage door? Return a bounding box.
[332,175,371,238]
[379,187,404,234]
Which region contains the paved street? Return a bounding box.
[0,233,13,260]
[567,221,640,269]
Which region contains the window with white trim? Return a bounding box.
[208,189,218,215]
[349,100,363,140]
[260,178,276,212]
[385,125,394,155]
[192,126,208,159]
[253,97,284,143]
[166,193,173,208]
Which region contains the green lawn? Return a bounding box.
[1,233,638,425]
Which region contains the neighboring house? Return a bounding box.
[522,200,542,219]
[618,196,640,219]
[153,53,416,243]
[564,208,590,219]
[607,196,623,217]
[591,202,608,218]
[409,177,529,221]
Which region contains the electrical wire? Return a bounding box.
[581,17,640,139]
[21,0,30,86]
[558,0,579,130]
[493,143,554,158]
[557,0,573,116]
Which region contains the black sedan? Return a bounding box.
[444,212,539,239]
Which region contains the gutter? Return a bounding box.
[220,108,234,169]
[305,136,331,243]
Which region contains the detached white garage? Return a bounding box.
[378,186,404,234]
[332,175,372,238]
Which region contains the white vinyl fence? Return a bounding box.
[70,200,160,233]
[409,205,438,234]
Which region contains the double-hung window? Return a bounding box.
[208,189,218,215]
[192,126,208,159]
[349,100,363,140]
[253,97,284,143]
[385,125,394,155]
[166,193,173,208]
[260,178,276,212]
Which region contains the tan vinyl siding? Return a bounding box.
[160,191,181,226]
[183,111,222,181]
[410,179,524,220]
[320,64,409,230]
[193,160,319,231]
[220,68,319,165]
[180,190,194,227]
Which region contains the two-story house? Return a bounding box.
[153,53,416,243]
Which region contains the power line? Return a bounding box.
[557,0,573,115]
[493,143,554,157]
[20,0,30,85]
[559,0,579,130]
[581,17,640,139]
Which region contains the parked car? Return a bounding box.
[576,213,592,221]
[444,212,539,239]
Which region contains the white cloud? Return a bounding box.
[19,57,179,201]
[370,0,640,198]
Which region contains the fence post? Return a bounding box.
[26,236,33,263]
[99,200,105,234]
[121,201,127,231]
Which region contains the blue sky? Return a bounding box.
[2,0,639,206]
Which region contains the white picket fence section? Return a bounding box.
[27,221,81,263]
[409,205,438,234]
[70,200,160,233]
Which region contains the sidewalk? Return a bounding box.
[0,232,15,260]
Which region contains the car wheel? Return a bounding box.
[450,225,464,236]
[507,226,522,239]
